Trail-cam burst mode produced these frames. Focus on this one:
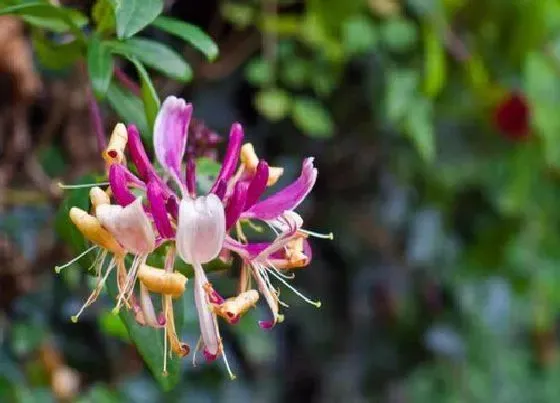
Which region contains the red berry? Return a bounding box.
[493,91,530,140]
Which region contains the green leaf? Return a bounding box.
[98,311,129,342]
[113,0,163,39]
[31,30,82,71]
[343,14,378,55]
[39,145,66,177]
[245,58,273,86]
[525,52,560,168]
[152,16,219,61]
[255,88,292,121]
[380,17,418,53]
[280,58,309,89]
[0,3,88,36]
[404,97,436,162]
[422,23,446,98]
[130,58,161,131]
[106,82,150,138]
[109,38,192,82]
[220,2,255,29]
[386,69,420,121]
[291,97,334,138]
[92,0,116,35]
[87,36,114,99]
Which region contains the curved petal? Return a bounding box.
[210,123,244,193]
[96,197,156,255]
[193,263,221,357]
[225,181,248,230]
[153,96,192,184]
[147,180,175,239]
[126,125,156,181]
[108,164,136,206]
[244,160,269,210]
[242,158,317,220]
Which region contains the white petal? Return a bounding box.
[176,194,225,265]
[96,198,156,254]
[193,264,220,355]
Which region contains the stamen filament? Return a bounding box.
[71,258,116,322]
[54,246,98,273]
[299,229,334,240]
[58,181,110,189]
[265,267,322,308]
[267,261,295,280]
[221,348,237,380]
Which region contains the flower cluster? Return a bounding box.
[58,96,331,378]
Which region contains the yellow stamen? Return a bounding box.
[240,143,284,186]
[89,186,110,209]
[240,143,259,170]
[267,167,284,186]
[212,290,259,322]
[164,295,190,357]
[138,264,187,298]
[69,207,125,256]
[103,123,128,165]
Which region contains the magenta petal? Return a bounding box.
[210,123,244,193]
[258,320,274,329]
[225,182,248,230]
[122,166,145,188]
[243,158,317,220]
[127,125,155,181]
[203,348,218,362]
[108,164,136,206]
[214,179,227,200]
[146,180,175,238]
[185,156,196,197]
[244,160,269,210]
[207,288,225,304]
[166,195,179,220]
[153,96,192,183]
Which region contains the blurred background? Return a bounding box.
[3,0,560,401]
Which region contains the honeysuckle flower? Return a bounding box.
[58,94,330,379]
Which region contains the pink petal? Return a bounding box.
[244,160,269,210]
[126,125,156,181]
[210,123,244,194]
[225,181,248,230]
[108,164,135,206]
[153,96,192,184]
[185,156,196,197]
[243,158,317,221]
[146,180,175,239]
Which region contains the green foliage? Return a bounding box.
[106,82,150,137]
[0,3,88,36]
[291,97,334,138]
[87,36,114,98]
[130,58,161,130]
[152,16,219,61]
[113,0,163,39]
[108,38,192,82]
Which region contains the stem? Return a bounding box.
[114,67,141,96]
[86,85,107,152]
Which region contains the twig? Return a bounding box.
[114,67,141,96]
[85,85,106,152]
